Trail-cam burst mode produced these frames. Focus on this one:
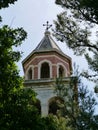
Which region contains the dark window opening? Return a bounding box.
[59,65,64,77]
[30,99,41,115]
[41,62,50,78]
[28,68,32,79]
[48,97,64,115]
[34,99,41,114]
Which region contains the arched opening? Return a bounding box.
[48,97,64,115]
[41,62,50,78]
[59,65,64,77]
[34,99,41,114]
[30,99,41,114]
[28,68,32,80]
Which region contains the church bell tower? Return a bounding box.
[22,22,72,116]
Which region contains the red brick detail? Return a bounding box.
[34,67,38,79]
[52,65,57,78]
[23,52,72,79]
[29,56,68,68]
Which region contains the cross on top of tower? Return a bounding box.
[43,21,52,31]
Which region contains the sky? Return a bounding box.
[0,0,95,87]
[0,0,95,83]
[1,0,62,48]
[0,0,94,85]
[1,0,65,73]
[1,0,98,113]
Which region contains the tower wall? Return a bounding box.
[23,52,71,80]
[22,30,72,116]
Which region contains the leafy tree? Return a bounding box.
[55,76,98,130]
[42,114,73,130]
[0,0,18,9]
[0,7,42,130]
[54,0,98,82]
[0,1,42,130]
[0,1,65,130]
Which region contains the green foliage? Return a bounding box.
[0,24,43,129]
[0,1,45,130]
[0,88,41,130]
[55,0,98,24]
[54,76,98,130]
[42,115,58,130]
[0,1,70,130]
[42,114,73,130]
[0,25,27,99]
[54,0,98,81]
[0,0,18,9]
[55,116,73,130]
[0,11,40,130]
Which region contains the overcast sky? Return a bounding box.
[0,0,91,78]
[1,0,98,113]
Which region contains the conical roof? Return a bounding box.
[34,31,62,52]
[22,30,72,66]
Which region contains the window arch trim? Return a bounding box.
[25,65,34,80]
[38,60,52,79]
[57,63,67,78]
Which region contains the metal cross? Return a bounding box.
[43,21,52,31]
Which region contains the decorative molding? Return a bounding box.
[38,59,52,79]
[25,65,34,80]
[24,54,69,70]
[57,63,67,77]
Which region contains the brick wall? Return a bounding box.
[23,51,72,79]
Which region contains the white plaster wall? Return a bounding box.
[33,87,56,116]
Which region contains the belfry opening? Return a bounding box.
[22,22,72,116]
[41,62,50,79]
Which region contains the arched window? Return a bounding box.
[48,97,64,115]
[59,65,64,77]
[30,99,41,115]
[28,68,32,80]
[41,62,50,78]
[34,99,41,114]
